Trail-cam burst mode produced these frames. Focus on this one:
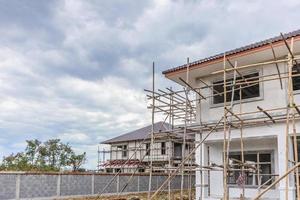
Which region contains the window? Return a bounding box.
[138,168,145,173]
[292,64,300,91]
[146,143,150,155]
[185,144,189,150]
[228,151,272,186]
[115,168,122,173]
[117,145,122,150]
[292,136,300,161]
[106,168,113,173]
[122,145,127,157]
[161,142,166,155]
[213,72,260,104]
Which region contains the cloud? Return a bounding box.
[59,132,91,144]
[1,0,300,168]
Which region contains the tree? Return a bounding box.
[68,152,87,171]
[25,139,41,165]
[1,153,31,171]
[0,139,87,172]
[58,143,73,168]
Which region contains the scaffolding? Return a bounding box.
[97,33,300,200]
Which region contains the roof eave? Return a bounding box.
[163,31,300,78]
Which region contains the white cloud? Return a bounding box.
[59,132,91,144]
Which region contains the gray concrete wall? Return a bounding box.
[0,174,17,199]
[0,172,195,200]
[20,174,57,198]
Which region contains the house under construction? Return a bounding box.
[99,121,195,173]
[97,29,300,200]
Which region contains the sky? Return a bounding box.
[1,0,300,169]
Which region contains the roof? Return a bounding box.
[162,29,300,75]
[101,121,171,144]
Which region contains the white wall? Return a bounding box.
[195,123,297,199]
[193,60,300,199]
[110,140,174,162]
[196,62,290,124]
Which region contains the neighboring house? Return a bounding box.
[162,29,300,199]
[101,121,194,173]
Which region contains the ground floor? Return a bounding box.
[195,123,300,200]
[101,159,193,173]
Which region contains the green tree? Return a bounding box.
[0,139,87,172]
[68,152,87,171]
[1,153,31,171]
[25,139,41,165]
[44,139,60,169]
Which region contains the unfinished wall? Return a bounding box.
[197,62,288,123]
[0,172,195,200]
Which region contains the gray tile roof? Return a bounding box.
[162,29,300,75]
[101,121,171,144]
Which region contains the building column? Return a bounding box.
[277,133,295,199]
[195,132,206,200]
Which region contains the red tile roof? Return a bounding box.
[162,29,300,75]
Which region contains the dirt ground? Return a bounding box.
[60,190,195,200]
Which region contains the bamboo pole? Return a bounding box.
[143,38,300,200]
[269,41,283,89]
[212,56,300,75]
[199,95,204,200]
[284,37,294,200]
[180,58,189,200]
[239,85,245,199]
[168,89,172,200]
[288,37,300,200]
[224,60,238,199]
[254,162,300,200]
[290,38,300,200]
[147,62,155,200]
[292,110,300,200]
[148,66,300,102]
[98,129,158,197]
[150,116,225,200]
[223,53,228,200]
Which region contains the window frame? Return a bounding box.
[161,142,166,155]
[210,69,264,108]
[145,143,150,156]
[292,64,300,92]
[227,150,274,188]
[122,145,127,158]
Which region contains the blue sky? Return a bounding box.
[1,0,300,169]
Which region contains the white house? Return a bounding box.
[101,121,194,173]
[162,29,300,199]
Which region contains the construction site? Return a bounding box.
[3,29,297,200]
[95,30,300,200]
[3,1,300,200]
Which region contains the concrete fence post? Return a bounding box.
[91,174,95,195]
[15,174,20,200]
[137,175,140,192]
[56,174,61,197]
[117,174,120,193]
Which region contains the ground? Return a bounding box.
[59,190,195,200]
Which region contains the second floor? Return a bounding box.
[163,30,300,124]
[109,139,194,162]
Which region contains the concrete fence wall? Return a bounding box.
[0,172,195,200]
